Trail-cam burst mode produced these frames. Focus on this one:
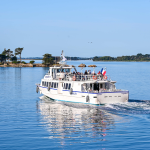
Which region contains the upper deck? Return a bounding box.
[43,65,115,83]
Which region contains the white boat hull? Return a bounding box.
[39,86,129,105]
[97,91,129,104]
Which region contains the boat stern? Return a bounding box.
[97,90,129,104]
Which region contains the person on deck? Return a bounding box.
[97,71,101,75]
[88,70,91,74]
[84,70,88,75]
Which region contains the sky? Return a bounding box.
[0,0,150,57]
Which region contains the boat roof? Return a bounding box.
[50,65,74,69]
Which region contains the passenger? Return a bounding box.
[92,70,95,75]
[73,71,75,74]
[97,71,101,75]
[84,70,88,75]
[88,70,91,74]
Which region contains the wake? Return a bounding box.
[100,99,150,114]
[39,96,150,115]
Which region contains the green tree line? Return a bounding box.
[93,53,150,61]
[0,48,23,64]
[0,48,54,66]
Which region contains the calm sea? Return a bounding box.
[1,61,150,150]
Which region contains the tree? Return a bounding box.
[0,54,7,63]
[137,53,142,58]
[15,47,24,63]
[93,56,99,61]
[42,54,53,66]
[6,49,13,62]
[30,60,35,64]
[0,49,8,63]
[11,56,17,62]
[2,48,7,55]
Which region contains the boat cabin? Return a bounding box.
[44,66,74,80]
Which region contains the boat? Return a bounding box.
[36,51,129,105]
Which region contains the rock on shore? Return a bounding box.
[0,63,48,67]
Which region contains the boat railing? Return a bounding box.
[81,88,127,93]
[65,74,108,81]
[53,72,111,81]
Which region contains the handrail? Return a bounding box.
[65,74,107,81]
[50,73,111,82]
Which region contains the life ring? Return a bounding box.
[73,76,76,81]
[103,75,107,80]
[93,76,97,80]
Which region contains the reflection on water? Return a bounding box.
[38,96,116,144]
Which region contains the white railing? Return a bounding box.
[62,74,108,81]
[81,88,127,93]
[50,72,111,82]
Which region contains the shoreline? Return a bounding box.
[1,60,150,68]
[0,63,52,67]
[93,60,150,62]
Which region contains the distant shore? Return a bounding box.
[93,60,150,62]
[0,63,48,67]
[1,60,150,68]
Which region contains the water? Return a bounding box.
[1,61,150,149]
[22,59,43,64]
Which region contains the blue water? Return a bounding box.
[1,61,150,150]
[22,59,43,64]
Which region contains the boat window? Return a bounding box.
[54,82,56,88]
[90,84,93,90]
[47,82,48,87]
[42,81,44,86]
[45,82,46,87]
[57,83,58,88]
[61,69,64,72]
[81,84,85,92]
[66,69,70,73]
[49,82,51,87]
[100,84,103,89]
[51,82,53,88]
[68,83,71,89]
[63,83,65,89]
[52,69,55,77]
[94,83,99,91]
[57,69,60,73]
[66,83,68,89]
[105,83,110,89]
[85,83,90,91]
[109,83,115,90]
